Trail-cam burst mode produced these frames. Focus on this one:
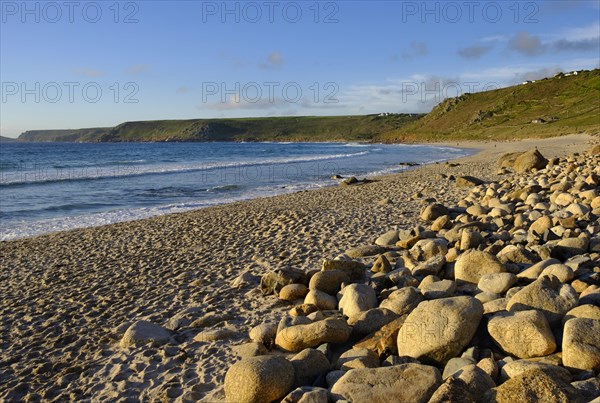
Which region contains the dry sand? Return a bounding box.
[0,133,596,401]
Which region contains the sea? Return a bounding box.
[0,142,471,241]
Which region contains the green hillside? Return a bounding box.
[18,114,422,143]
[377,69,600,142]
[17,69,600,143]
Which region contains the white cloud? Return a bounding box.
[74,67,105,77]
[259,51,284,69]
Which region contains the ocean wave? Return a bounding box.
[0,151,370,187]
[0,181,326,241]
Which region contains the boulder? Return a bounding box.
[428,377,476,403]
[553,237,589,259]
[563,305,600,324]
[571,378,600,402]
[456,176,484,188]
[478,273,517,294]
[375,230,399,246]
[249,322,278,345]
[517,258,561,281]
[562,318,600,371]
[513,149,548,173]
[336,348,379,370]
[442,357,476,379]
[500,360,571,383]
[281,387,329,403]
[275,318,351,352]
[260,268,306,295]
[380,286,423,316]
[120,320,171,348]
[454,250,506,284]
[232,342,268,359]
[304,289,337,311]
[497,245,539,265]
[529,216,553,236]
[540,264,574,283]
[397,296,483,365]
[321,259,365,281]
[309,270,349,295]
[279,284,309,301]
[330,363,442,403]
[451,364,496,396]
[354,315,407,357]
[487,310,556,358]
[371,254,392,273]
[338,283,378,319]
[411,238,449,261]
[289,348,330,387]
[224,355,295,403]
[421,279,457,300]
[420,204,449,221]
[348,307,399,338]
[507,275,578,326]
[345,245,387,258]
[483,368,583,403]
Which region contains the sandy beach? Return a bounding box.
[0,133,597,401]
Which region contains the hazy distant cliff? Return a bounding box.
[18,115,421,143]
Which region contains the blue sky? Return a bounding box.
[1,0,599,137]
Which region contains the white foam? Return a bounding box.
[0,151,370,186]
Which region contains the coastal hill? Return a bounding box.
[378,69,600,142]
[17,69,599,143]
[17,114,421,143]
[0,136,18,142]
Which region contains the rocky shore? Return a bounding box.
[0,133,598,402]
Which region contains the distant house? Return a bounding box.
[521,80,534,85]
[532,118,546,124]
[565,71,579,77]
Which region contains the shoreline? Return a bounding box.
[0,132,597,401]
[2,133,592,244]
[0,142,472,242]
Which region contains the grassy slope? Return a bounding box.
[17,69,600,143]
[377,69,600,142]
[18,115,421,142]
